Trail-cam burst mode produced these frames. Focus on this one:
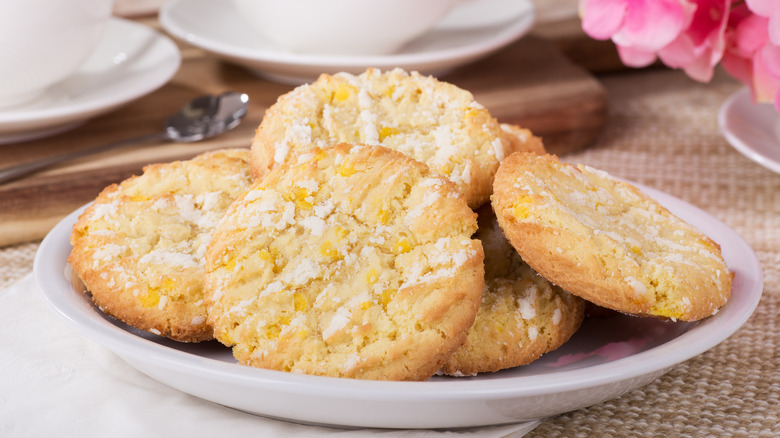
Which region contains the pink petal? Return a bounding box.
[770,8,780,45]
[614,0,695,51]
[761,43,780,77]
[659,36,719,81]
[682,51,718,81]
[656,0,729,82]
[688,0,730,46]
[724,5,754,58]
[721,50,754,86]
[616,44,658,67]
[734,14,770,55]
[659,35,697,67]
[751,51,780,102]
[581,0,629,40]
[745,0,772,17]
[744,1,780,46]
[746,0,780,46]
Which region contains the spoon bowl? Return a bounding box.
[0,91,250,184]
[166,92,249,142]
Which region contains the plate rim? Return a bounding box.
[0,17,181,127]
[158,0,535,71]
[33,182,763,424]
[718,87,780,174]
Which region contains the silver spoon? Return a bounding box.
[0,91,250,184]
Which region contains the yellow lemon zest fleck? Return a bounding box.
[338,164,356,177]
[394,238,412,254]
[129,194,149,202]
[138,289,160,308]
[379,126,399,141]
[379,289,396,310]
[377,208,390,225]
[284,188,313,210]
[511,196,534,220]
[320,240,343,261]
[315,149,328,161]
[652,305,684,320]
[366,268,379,285]
[334,226,349,240]
[265,325,281,339]
[258,249,274,262]
[464,108,483,121]
[334,84,354,102]
[293,292,309,312]
[260,248,284,273]
[220,331,235,346]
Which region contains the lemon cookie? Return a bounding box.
[68,149,254,342]
[206,144,485,380]
[250,68,506,208]
[500,123,546,156]
[491,152,732,321]
[440,205,584,376]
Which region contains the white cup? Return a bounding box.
[0,0,115,109]
[233,0,467,55]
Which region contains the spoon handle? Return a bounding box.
[0,131,167,185]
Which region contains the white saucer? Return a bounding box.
[718,87,780,174]
[159,0,535,84]
[0,18,181,145]
[35,183,762,429]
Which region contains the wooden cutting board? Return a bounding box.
[0,34,606,246]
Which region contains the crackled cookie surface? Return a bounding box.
[250,68,506,208]
[500,123,546,156]
[68,149,254,342]
[206,144,484,380]
[440,205,584,376]
[491,152,732,321]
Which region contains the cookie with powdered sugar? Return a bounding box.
[68,149,254,342]
[250,68,507,208]
[440,205,584,376]
[491,152,732,321]
[205,144,485,380]
[500,123,546,156]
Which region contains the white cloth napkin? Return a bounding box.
[0,275,540,438]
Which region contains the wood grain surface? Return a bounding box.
[0,33,606,246]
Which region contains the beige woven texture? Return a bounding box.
[2,68,777,436]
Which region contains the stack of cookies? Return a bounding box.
[69,68,732,381]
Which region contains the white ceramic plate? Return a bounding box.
[159,0,535,84]
[35,183,762,430]
[0,18,180,144]
[719,87,780,174]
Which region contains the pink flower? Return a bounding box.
[656,0,731,82]
[721,5,780,111]
[580,0,696,67]
[580,0,780,113]
[745,0,780,45]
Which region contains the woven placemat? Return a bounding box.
[527,68,779,437]
[2,67,777,437]
[0,242,38,290]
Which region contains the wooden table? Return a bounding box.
[0,17,607,246]
[2,9,778,438]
